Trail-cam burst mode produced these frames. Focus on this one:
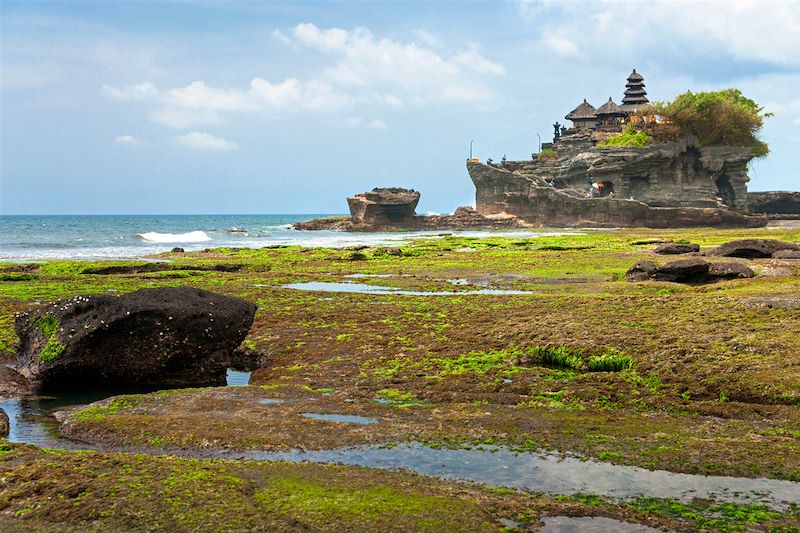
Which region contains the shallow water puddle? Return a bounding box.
[1,371,251,448]
[258,398,285,405]
[301,413,378,425]
[283,281,531,296]
[226,369,251,386]
[228,443,799,510]
[540,516,665,532]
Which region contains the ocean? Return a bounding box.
[0,215,558,261]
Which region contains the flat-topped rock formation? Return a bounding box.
[347,187,421,226]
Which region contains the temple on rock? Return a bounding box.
[563,69,649,135]
[466,69,769,228]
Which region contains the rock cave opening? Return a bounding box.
[716,174,736,208]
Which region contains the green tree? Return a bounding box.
[643,89,770,156]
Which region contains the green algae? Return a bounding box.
[33,314,65,363]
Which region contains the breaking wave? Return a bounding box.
[137,231,211,243]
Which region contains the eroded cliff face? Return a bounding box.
[468,134,764,228]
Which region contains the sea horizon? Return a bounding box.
[0,213,563,261]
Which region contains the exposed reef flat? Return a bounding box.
[2,227,800,531]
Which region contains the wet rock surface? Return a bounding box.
[0,407,8,437]
[0,366,33,399]
[773,249,800,259]
[710,239,799,258]
[12,286,256,390]
[626,259,754,283]
[653,242,700,254]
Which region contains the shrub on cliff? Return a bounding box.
[538,148,558,160]
[642,89,770,156]
[598,123,652,148]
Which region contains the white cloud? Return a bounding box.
[367,119,387,129]
[527,0,800,69]
[379,94,403,108]
[101,82,157,101]
[454,47,507,75]
[344,116,363,128]
[101,23,504,129]
[168,81,256,112]
[114,135,139,145]
[175,131,238,151]
[285,22,504,103]
[541,31,581,59]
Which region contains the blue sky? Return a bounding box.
[2,0,799,215]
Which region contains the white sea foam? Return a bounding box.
[138,231,211,243]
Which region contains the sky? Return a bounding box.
[2,0,800,215]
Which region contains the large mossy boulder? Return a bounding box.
[13,287,256,391]
[626,258,754,284]
[710,239,799,258]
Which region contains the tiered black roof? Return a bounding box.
[621,68,648,111]
[565,99,597,120]
[596,97,624,116]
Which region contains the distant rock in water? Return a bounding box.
[747,191,800,215]
[348,187,421,226]
[12,287,256,391]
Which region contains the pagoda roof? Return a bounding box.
[596,97,624,115]
[627,69,644,82]
[565,99,597,120]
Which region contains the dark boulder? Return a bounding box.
[707,262,755,280]
[0,408,7,438]
[653,242,700,255]
[651,259,710,282]
[170,247,185,253]
[710,239,799,258]
[773,249,800,259]
[13,287,256,391]
[625,261,657,282]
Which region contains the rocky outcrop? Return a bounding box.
[348,188,420,226]
[12,287,256,391]
[709,239,800,258]
[747,191,800,215]
[468,134,767,228]
[653,243,700,254]
[0,408,8,438]
[0,366,32,399]
[626,259,754,283]
[294,205,526,232]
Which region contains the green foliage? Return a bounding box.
[34,314,65,363]
[598,123,652,148]
[533,346,583,370]
[630,497,781,531]
[645,89,770,156]
[34,314,59,337]
[375,389,430,407]
[587,349,635,372]
[254,475,484,531]
[538,148,558,160]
